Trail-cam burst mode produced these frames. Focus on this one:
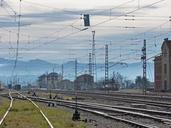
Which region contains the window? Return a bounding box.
[164,64,167,74]
[163,47,167,57]
[164,80,167,90]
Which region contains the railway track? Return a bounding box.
[35,89,171,101]
[0,91,13,125]
[19,96,157,128]
[3,91,171,128]
[22,95,171,128]
[45,90,171,108]
[16,92,54,128]
[0,91,54,128]
[29,96,171,121]
[64,104,157,128]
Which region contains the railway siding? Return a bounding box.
[0,92,13,125]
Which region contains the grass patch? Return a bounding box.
[0,97,10,119]
[0,98,86,128]
[0,99,50,128]
[119,89,144,94]
[40,104,87,128]
[32,92,74,101]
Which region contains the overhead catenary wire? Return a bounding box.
[3,0,17,15]
[1,0,166,56]
[0,0,169,82]
[91,0,166,27]
[16,0,137,50]
[11,0,21,80]
[19,0,167,52]
[21,0,136,15]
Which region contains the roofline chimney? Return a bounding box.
[164,38,168,41]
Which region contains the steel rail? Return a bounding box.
[13,94,157,128]
[48,90,171,108]
[28,96,171,116]
[0,91,13,125]
[25,96,171,125]
[63,104,157,128]
[44,90,171,101]
[17,92,54,128]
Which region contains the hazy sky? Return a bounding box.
[0,0,171,64]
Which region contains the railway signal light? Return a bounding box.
[83,14,90,26]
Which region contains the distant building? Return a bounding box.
[161,38,171,91]
[59,79,74,90]
[8,84,12,89]
[154,38,171,92]
[37,72,62,89]
[13,84,21,90]
[47,72,62,89]
[154,55,162,91]
[74,74,94,90]
[38,74,47,88]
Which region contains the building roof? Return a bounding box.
[38,72,62,80]
[48,72,60,77]
[75,74,94,83]
[161,38,171,53]
[38,74,47,79]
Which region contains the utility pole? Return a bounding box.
[105,44,109,90]
[12,0,22,82]
[9,31,12,49]
[141,39,147,95]
[92,31,96,82]
[72,59,80,120]
[75,59,77,82]
[52,68,55,89]
[61,64,64,80]
[89,53,92,76]
[46,72,51,99]
[46,72,48,89]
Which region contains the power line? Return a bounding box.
[91,0,166,27]
[141,39,147,95]
[11,0,21,78]
[21,0,136,15]
[105,44,109,86]
[23,0,166,52]
[7,0,136,51]
[1,0,170,70]
[3,0,17,15]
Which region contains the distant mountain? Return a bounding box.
[0,58,154,84]
[28,59,52,65]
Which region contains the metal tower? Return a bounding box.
[72,59,80,121]
[75,59,77,81]
[89,53,92,76]
[141,39,147,95]
[105,44,109,87]
[52,68,55,89]
[92,31,96,81]
[61,64,64,80]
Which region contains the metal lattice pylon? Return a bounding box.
[105,44,109,87]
